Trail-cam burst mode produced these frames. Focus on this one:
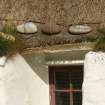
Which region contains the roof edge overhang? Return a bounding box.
[22,42,94,54]
[23,42,94,63]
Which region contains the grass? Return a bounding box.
[0,25,25,57]
[94,29,105,52]
[0,35,15,56]
[1,25,17,35]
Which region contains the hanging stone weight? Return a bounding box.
[17,22,38,34]
[69,25,92,35]
[41,23,62,35]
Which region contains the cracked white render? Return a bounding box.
[83,51,105,105]
[0,54,49,105]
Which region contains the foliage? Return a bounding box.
[1,25,17,35]
[0,34,15,56]
[94,29,105,51]
[0,26,24,57]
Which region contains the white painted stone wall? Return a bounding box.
[83,51,105,105]
[0,53,49,105]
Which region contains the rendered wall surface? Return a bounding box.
[0,53,49,105]
[83,51,105,105]
[1,50,105,105]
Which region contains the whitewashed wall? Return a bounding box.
[0,53,49,105]
[83,51,105,105]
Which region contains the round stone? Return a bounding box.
[17,22,37,34]
[41,23,62,35]
[69,25,92,34]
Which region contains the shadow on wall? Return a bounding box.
[23,53,49,84]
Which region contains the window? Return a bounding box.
[49,65,83,105]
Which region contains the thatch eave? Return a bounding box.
[23,42,94,54]
[21,29,98,48]
[23,42,94,62]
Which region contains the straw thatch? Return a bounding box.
[0,0,105,24]
[0,0,104,49]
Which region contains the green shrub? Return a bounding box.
[94,29,105,51]
[0,34,15,56]
[2,25,17,35]
[0,26,24,57]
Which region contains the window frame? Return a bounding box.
[49,65,83,105]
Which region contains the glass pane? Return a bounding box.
[71,70,83,89]
[73,92,82,105]
[55,72,69,89]
[56,92,70,105]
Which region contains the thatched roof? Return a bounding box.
[23,42,94,53]
[21,29,97,48]
[23,43,93,62]
[0,0,105,25]
[17,23,98,49]
[0,0,104,50]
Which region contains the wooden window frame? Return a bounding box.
[49,65,83,105]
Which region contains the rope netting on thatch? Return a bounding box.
[0,0,105,51]
[0,0,105,25]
